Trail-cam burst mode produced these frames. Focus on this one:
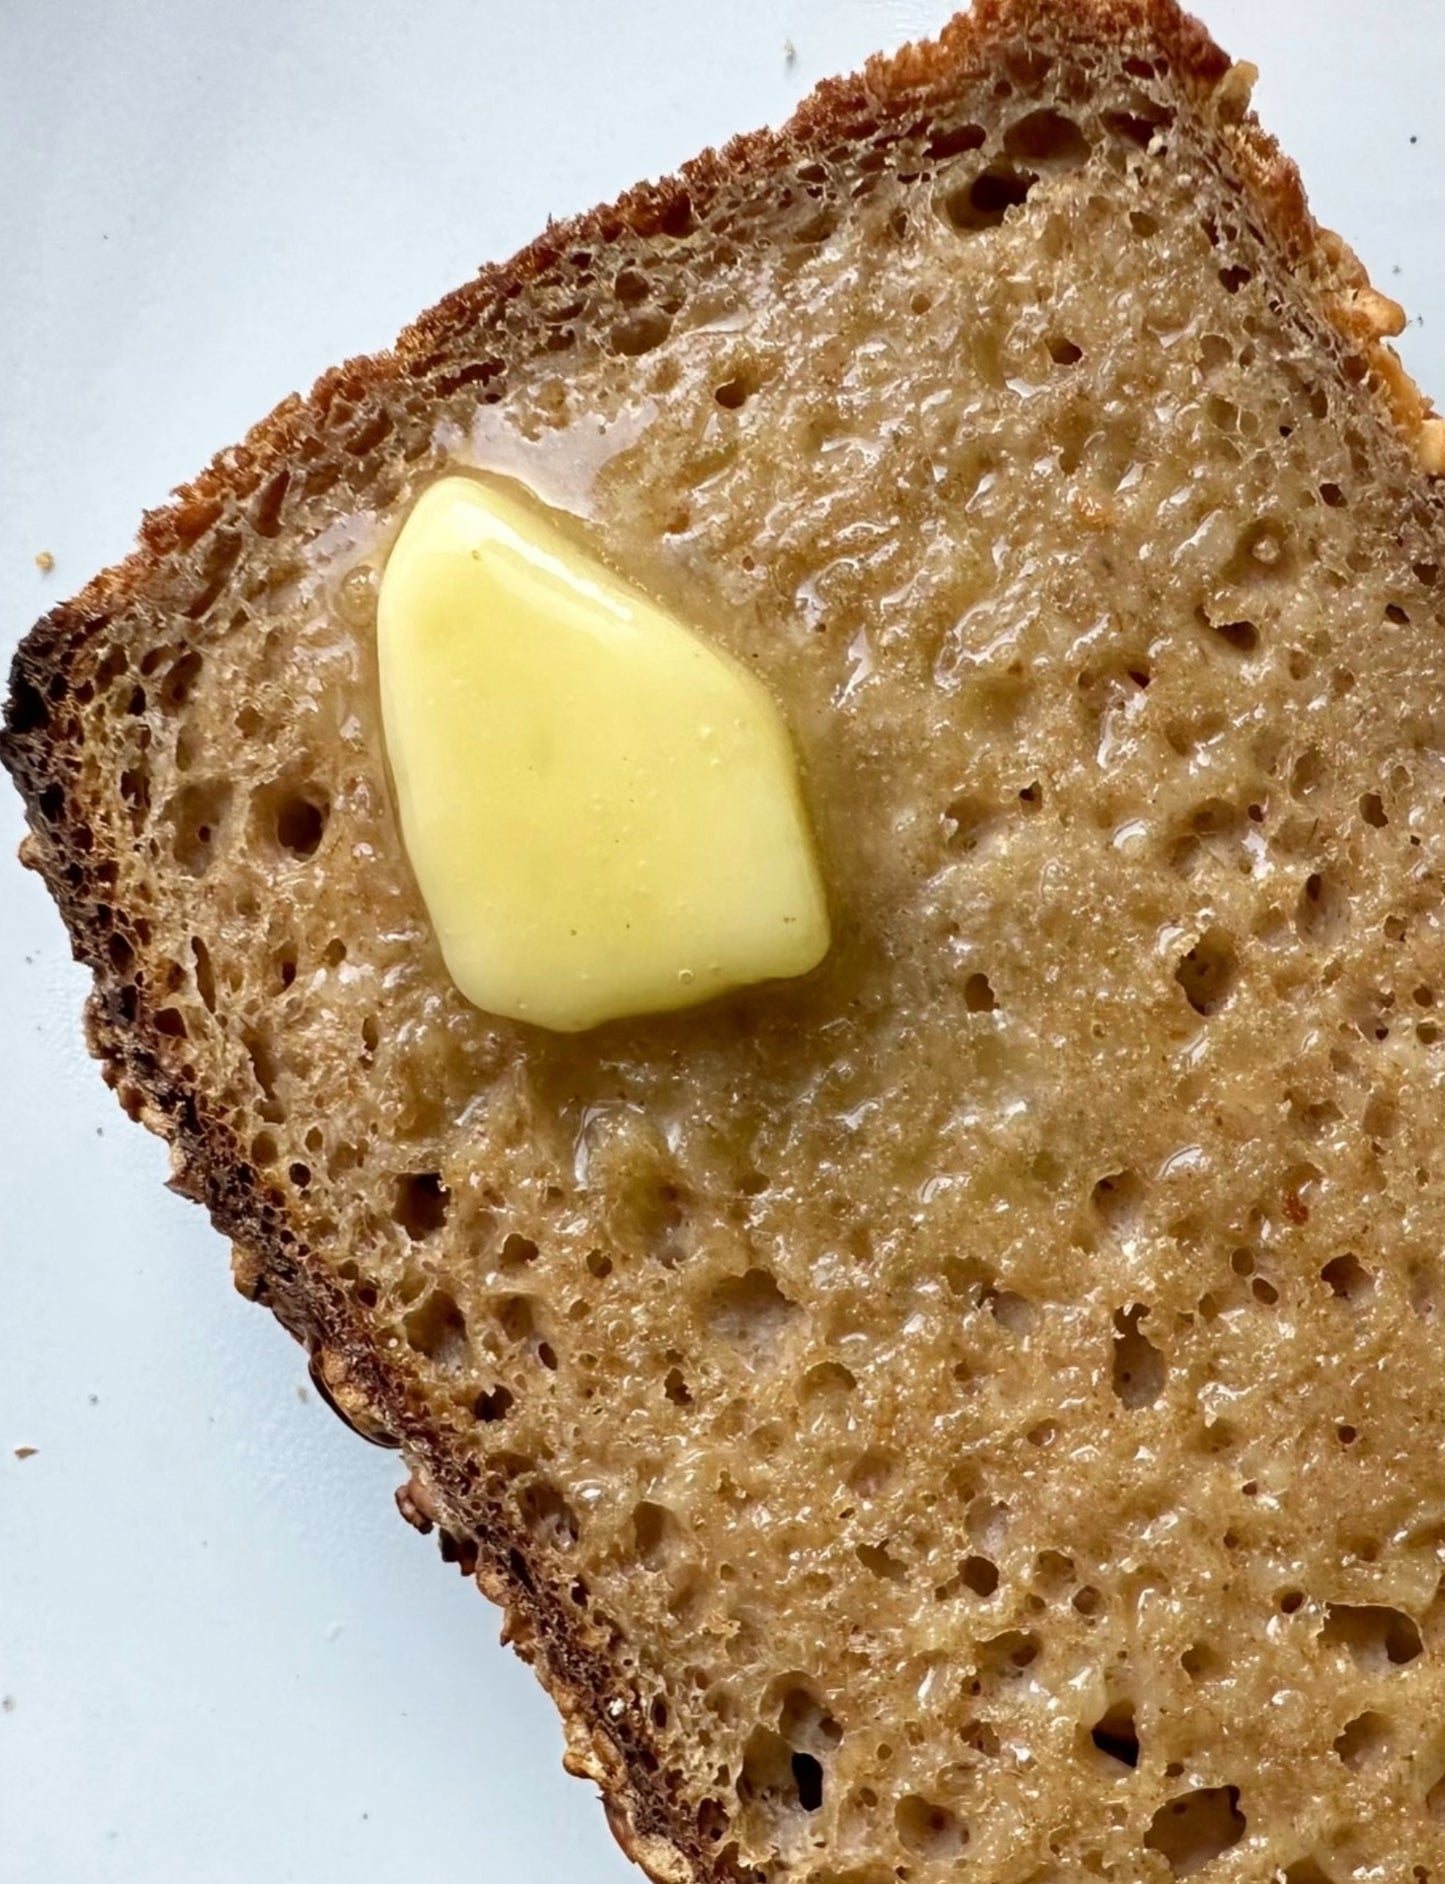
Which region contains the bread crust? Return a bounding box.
[4,4,1438,1877]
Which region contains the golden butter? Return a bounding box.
[377,476,829,1032]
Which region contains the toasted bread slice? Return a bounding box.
[9,2,1445,1878]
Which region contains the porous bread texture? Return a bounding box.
[10,2,1445,1880]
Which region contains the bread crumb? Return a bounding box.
[1419,418,1445,477]
[1214,60,1258,123]
[296,1384,311,1403]
[1,1696,14,1714]
[1351,286,1407,339]
[784,38,796,66]
[13,1446,37,1461]
[34,551,54,573]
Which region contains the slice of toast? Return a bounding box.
[9,1,1445,1877]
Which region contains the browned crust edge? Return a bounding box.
[2,4,1437,1879]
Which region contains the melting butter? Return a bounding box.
[377,476,829,1032]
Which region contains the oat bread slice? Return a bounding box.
[10,1,1445,1877]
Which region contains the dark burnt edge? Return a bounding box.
[12,792,710,1882]
[1,4,1412,1880]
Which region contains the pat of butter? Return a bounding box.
[377,476,830,1032]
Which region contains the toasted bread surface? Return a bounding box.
[10,4,1445,1879]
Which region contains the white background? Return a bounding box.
[2,3,1443,1879]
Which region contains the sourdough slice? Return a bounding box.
[10,1,1445,1876]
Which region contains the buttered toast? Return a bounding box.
[9,3,1445,1878]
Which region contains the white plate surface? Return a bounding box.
[3,3,1444,1878]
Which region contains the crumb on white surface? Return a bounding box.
[783,37,796,65]
[34,550,54,572]
[13,1446,37,1461]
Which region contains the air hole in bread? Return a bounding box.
[1321,1604,1422,1670]
[802,1361,855,1402]
[473,1383,513,1423]
[1090,1699,1140,1767]
[499,1233,539,1270]
[1359,791,1388,827]
[966,1496,1009,1553]
[1294,872,1349,947]
[1202,612,1260,654]
[657,192,695,238]
[1103,106,1170,148]
[848,1449,896,1499]
[739,1725,816,1820]
[1112,1305,1166,1408]
[961,1554,999,1597]
[190,937,216,1012]
[1180,1641,1219,1679]
[943,793,1001,851]
[791,1748,825,1808]
[978,1628,1038,1676]
[161,650,202,710]
[273,790,329,859]
[1145,1786,1245,1876]
[1333,1707,1392,1772]
[714,374,753,410]
[705,1268,799,1360]
[963,972,996,1013]
[632,1500,679,1565]
[517,1477,579,1549]
[663,1366,691,1405]
[856,1540,907,1582]
[394,1172,449,1240]
[613,268,651,306]
[987,1288,1036,1334]
[1003,108,1089,165]
[243,1030,282,1116]
[611,309,672,356]
[1130,208,1160,237]
[943,164,1038,231]
[251,468,291,538]
[962,1717,1002,1759]
[495,1294,540,1345]
[1092,1168,1144,1235]
[169,780,232,876]
[184,531,242,619]
[1283,1863,1336,1884]
[1046,335,1083,366]
[1289,748,1327,798]
[925,121,986,159]
[895,1796,968,1857]
[1174,929,1238,1015]
[404,1289,468,1369]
